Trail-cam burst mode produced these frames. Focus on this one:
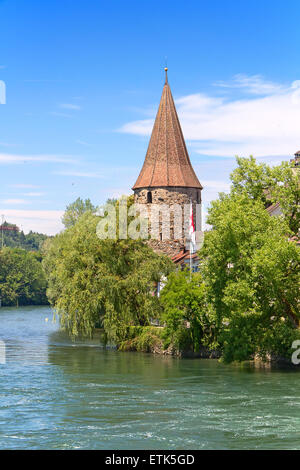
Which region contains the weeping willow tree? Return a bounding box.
[43,197,173,341]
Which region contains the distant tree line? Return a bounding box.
[0,223,50,306]
[0,221,49,251]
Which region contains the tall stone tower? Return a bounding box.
[132,69,202,257]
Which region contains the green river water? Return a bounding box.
[0,306,299,450]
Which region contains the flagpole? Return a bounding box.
[190,236,192,280]
[189,199,192,280]
[1,215,4,250]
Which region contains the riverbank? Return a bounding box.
[6,308,295,368]
[117,325,298,368]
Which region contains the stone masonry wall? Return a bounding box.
[134,186,202,257]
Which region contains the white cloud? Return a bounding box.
[60,103,81,110]
[1,199,29,205]
[50,112,74,118]
[213,74,286,95]
[24,79,68,83]
[119,76,300,158]
[201,180,231,191]
[120,118,153,136]
[0,153,78,165]
[0,210,64,235]
[76,140,92,147]
[9,184,40,189]
[22,192,45,197]
[103,188,132,200]
[0,142,18,148]
[54,170,103,178]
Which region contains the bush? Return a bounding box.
[118,326,164,352]
[160,270,217,353]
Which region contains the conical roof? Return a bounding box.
[133,71,202,190]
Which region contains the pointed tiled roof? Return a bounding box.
[132,70,202,190]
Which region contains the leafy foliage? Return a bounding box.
[43,210,174,340]
[62,197,96,228]
[0,247,48,306]
[160,270,216,352]
[0,221,49,251]
[159,156,299,362]
[231,156,299,234]
[201,190,299,362]
[118,326,164,352]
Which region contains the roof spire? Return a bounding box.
[132,72,202,190]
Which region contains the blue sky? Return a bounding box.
[0,0,299,233]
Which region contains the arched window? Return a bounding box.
[147,191,152,203]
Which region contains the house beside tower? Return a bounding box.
[132,69,203,268]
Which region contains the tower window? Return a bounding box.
[197,191,201,204]
[147,191,152,203]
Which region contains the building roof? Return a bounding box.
[266,201,281,214]
[171,249,199,264]
[289,235,300,246]
[132,70,202,190]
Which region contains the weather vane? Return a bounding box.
[164,56,168,83]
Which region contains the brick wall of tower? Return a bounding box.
[134,186,202,257]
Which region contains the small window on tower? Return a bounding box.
[197,191,201,204]
[147,191,152,203]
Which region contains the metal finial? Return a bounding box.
[164,67,168,83]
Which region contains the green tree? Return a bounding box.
[43,211,173,340]
[201,192,300,362]
[231,156,299,234]
[62,197,96,228]
[0,248,48,306]
[0,221,48,251]
[160,270,216,352]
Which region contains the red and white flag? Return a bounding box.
[189,200,196,252]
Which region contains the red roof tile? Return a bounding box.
[171,249,199,264]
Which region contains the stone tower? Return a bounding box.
[132,69,202,257]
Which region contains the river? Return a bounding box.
[0,306,299,450]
